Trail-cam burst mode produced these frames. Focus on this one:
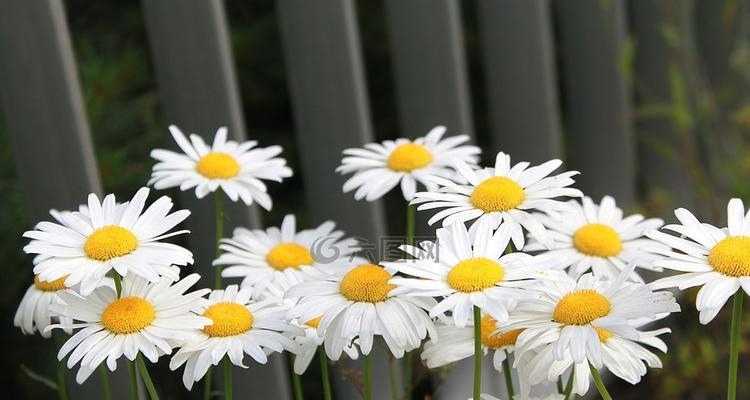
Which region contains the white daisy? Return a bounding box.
[470,394,564,400]
[384,219,558,327]
[46,274,210,383]
[286,262,436,360]
[411,152,582,248]
[23,187,192,295]
[646,198,750,324]
[14,275,76,338]
[335,125,480,201]
[170,285,299,390]
[520,319,671,396]
[503,265,678,374]
[214,214,360,299]
[524,195,665,282]
[149,125,292,209]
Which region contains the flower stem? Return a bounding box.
[563,369,575,400]
[214,190,225,289]
[203,367,213,400]
[319,347,332,400]
[223,357,232,400]
[128,361,138,400]
[728,290,744,400]
[53,333,68,400]
[502,353,514,400]
[98,364,111,400]
[388,353,399,400]
[364,352,373,400]
[404,203,415,400]
[136,355,159,400]
[588,363,612,400]
[289,354,304,400]
[557,377,564,394]
[113,272,122,298]
[473,306,482,400]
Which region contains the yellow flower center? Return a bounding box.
[33,275,69,292]
[708,236,750,277]
[594,326,614,343]
[84,225,138,261]
[553,290,611,325]
[305,316,322,329]
[196,152,240,179]
[470,177,525,212]
[386,143,433,172]
[573,223,622,258]
[480,315,523,349]
[447,257,505,293]
[202,302,254,337]
[340,264,395,303]
[266,243,314,271]
[101,296,156,334]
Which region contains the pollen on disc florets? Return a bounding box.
[305,316,322,329]
[553,289,611,325]
[480,315,523,349]
[339,264,395,303]
[386,143,433,172]
[101,296,156,334]
[202,302,254,337]
[33,274,69,291]
[266,243,314,271]
[708,236,750,277]
[84,225,138,261]
[447,257,505,293]
[196,152,241,179]
[470,177,525,212]
[573,223,622,258]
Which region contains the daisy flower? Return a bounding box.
[524,195,665,282]
[411,152,582,248]
[46,274,210,383]
[170,285,299,389]
[286,262,436,360]
[214,214,360,298]
[23,187,192,295]
[335,125,480,201]
[149,125,292,209]
[14,275,76,338]
[384,219,558,327]
[502,265,678,374]
[645,199,750,324]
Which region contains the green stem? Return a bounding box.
[290,355,304,400]
[53,333,68,400]
[319,347,332,400]
[563,369,575,400]
[364,353,373,400]
[388,353,399,400]
[557,377,564,394]
[214,190,225,289]
[473,306,482,400]
[136,355,159,400]
[113,272,122,298]
[589,363,612,400]
[128,361,138,400]
[502,353,514,400]
[203,367,213,400]
[404,203,415,400]
[406,204,415,246]
[728,290,744,400]
[223,358,232,400]
[99,365,112,400]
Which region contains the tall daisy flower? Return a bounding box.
[645,199,750,324]
[214,214,359,298]
[149,125,292,209]
[412,152,582,248]
[14,275,77,338]
[286,262,436,360]
[46,274,210,383]
[23,187,192,295]
[335,125,480,201]
[503,265,678,373]
[169,285,298,390]
[384,219,558,327]
[524,196,665,282]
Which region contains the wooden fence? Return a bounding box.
[0,0,727,398]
